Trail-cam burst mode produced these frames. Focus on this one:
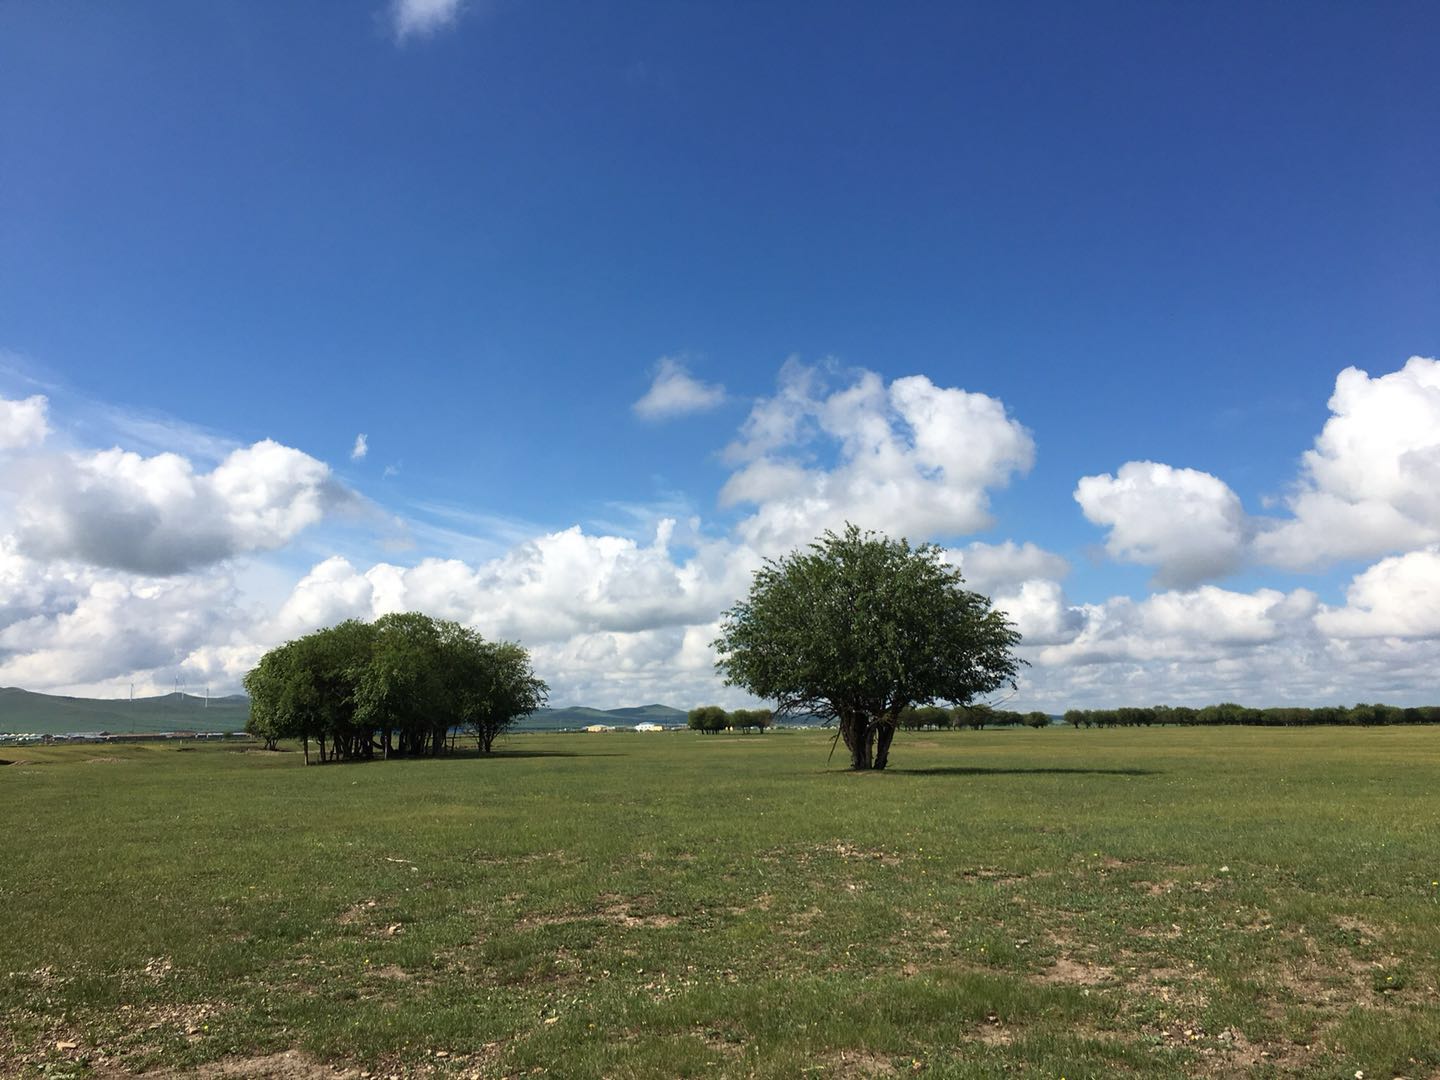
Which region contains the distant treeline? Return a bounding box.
[688,706,774,733]
[684,704,1047,732]
[1061,703,1440,728]
[898,705,1051,730]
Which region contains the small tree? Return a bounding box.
[444,627,549,753]
[688,705,728,734]
[243,643,296,751]
[957,703,993,730]
[714,524,1023,770]
[728,707,774,734]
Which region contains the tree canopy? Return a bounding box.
[244,613,547,762]
[713,524,1022,770]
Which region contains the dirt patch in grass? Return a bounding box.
[520,896,681,930]
[336,901,403,938]
[726,892,774,916]
[337,899,380,925]
[1331,914,1382,940]
[1272,931,1398,1008]
[959,866,1042,884]
[1143,1022,1314,1077]
[1038,955,1114,986]
[975,1022,1013,1047]
[109,1050,363,1078]
[367,964,412,982]
[601,899,681,929]
[472,849,571,867]
[831,842,903,866]
[1127,963,1211,1010]
[3,1001,236,1078]
[696,1024,746,1057]
[819,1048,897,1077]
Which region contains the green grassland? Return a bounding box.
[2,727,1438,1079]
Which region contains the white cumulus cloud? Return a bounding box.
[351,433,368,461]
[633,357,727,421]
[0,394,50,450]
[1256,357,1440,568]
[1075,461,1250,587]
[950,540,1070,595]
[0,547,242,694]
[1316,547,1440,639]
[266,521,760,649]
[9,439,349,576]
[722,364,1035,554]
[992,579,1084,646]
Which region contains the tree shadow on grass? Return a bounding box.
[287,748,626,764]
[885,766,1161,777]
[481,749,625,760]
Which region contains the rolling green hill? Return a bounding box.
[0,689,690,736]
[521,703,688,730]
[0,687,249,735]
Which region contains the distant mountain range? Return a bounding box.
[523,703,689,731]
[0,687,251,735]
[0,687,690,736]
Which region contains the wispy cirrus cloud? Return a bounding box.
[390,0,465,42]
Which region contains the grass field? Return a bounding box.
[2,727,1438,1079]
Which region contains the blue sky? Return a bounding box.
[1,1,1437,709]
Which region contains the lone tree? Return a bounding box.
[713,524,1023,771]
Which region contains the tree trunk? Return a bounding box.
[849,718,873,769]
[303,735,310,766]
[873,723,896,770]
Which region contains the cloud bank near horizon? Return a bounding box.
[2,356,1439,710]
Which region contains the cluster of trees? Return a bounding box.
[687,706,775,733]
[1062,703,1440,728]
[244,612,547,763]
[715,525,1023,770]
[897,704,1051,730]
